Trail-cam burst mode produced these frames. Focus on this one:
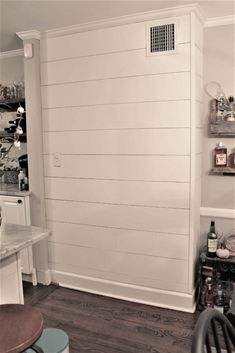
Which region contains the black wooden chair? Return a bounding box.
[191,308,235,353]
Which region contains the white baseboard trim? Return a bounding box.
[200,207,235,219]
[22,273,32,283]
[51,270,195,313]
[36,269,52,285]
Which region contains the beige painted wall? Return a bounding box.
[202,24,235,209]
[201,23,235,238]
[0,55,24,85]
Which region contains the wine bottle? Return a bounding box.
[207,220,218,257]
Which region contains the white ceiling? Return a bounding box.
[0,0,234,52]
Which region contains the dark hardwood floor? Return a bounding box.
[24,282,198,353]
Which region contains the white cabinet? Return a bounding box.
[0,195,36,284]
[0,254,24,304]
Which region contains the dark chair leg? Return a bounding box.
[206,332,212,353]
[222,324,233,353]
[211,319,221,353]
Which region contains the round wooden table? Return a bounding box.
[0,304,43,353]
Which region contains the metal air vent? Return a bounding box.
[147,22,177,56]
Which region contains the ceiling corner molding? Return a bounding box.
[205,15,235,28]
[200,207,235,219]
[43,3,204,39]
[16,30,41,41]
[0,49,24,59]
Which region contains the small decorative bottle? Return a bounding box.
[200,277,212,308]
[210,99,217,122]
[205,281,214,308]
[24,176,28,191]
[207,220,218,258]
[216,95,226,121]
[18,170,25,191]
[214,142,227,167]
[226,96,235,122]
[214,283,224,313]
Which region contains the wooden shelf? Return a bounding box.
[201,252,235,264]
[0,99,25,112]
[210,121,235,136]
[211,167,235,175]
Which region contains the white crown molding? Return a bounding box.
[42,3,205,39]
[16,30,41,41]
[205,15,235,28]
[200,207,235,219]
[0,49,24,59]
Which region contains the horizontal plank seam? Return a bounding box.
[43,153,191,156]
[41,47,146,63]
[48,261,188,284]
[47,219,190,236]
[40,42,190,64]
[42,127,191,132]
[41,70,191,87]
[44,176,190,183]
[46,219,189,235]
[48,240,188,261]
[41,98,191,110]
[45,197,190,210]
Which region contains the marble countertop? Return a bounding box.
[0,223,51,260]
[0,183,30,196]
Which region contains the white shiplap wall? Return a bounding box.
[41,10,203,311]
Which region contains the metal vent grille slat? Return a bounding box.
[150,24,175,53]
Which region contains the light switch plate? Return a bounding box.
[53,152,61,167]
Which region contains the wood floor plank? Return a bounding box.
[23,283,198,353]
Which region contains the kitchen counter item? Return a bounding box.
[4,170,18,184]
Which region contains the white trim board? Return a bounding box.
[51,270,196,313]
[36,269,52,285]
[13,11,233,48]
[200,207,235,219]
[205,15,235,28]
[41,3,204,39]
[0,49,24,59]
[16,30,41,41]
[23,269,52,285]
